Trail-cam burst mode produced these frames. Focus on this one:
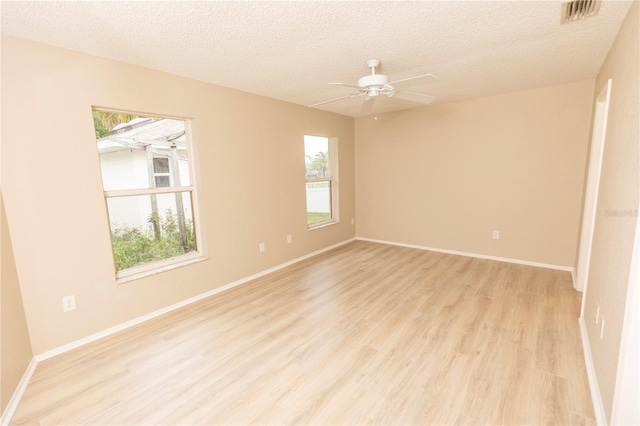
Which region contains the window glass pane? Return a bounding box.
[106,192,196,271]
[304,135,329,178]
[153,157,170,173]
[94,113,190,191]
[155,176,170,187]
[306,181,331,225]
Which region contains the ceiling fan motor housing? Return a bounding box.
[358,74,388,88]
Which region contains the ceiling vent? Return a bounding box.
[561,0,601,24]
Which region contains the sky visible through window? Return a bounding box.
[304,135,328,160]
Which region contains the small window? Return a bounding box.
[93,110,202,281]
[153,157,171,187]
[304,135,338,228]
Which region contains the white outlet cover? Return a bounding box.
[63,295,76,312]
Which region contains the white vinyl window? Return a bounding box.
[304,135,338,228]
[93,109,203,282]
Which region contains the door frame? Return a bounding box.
[576,79,612,308]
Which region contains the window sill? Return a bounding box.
[116,253,207,284]
[308,220,339,231]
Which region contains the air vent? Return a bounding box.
[561,0,601,24]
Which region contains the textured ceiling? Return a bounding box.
[0,1,633,117]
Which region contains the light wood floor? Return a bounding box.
[12,241,594,425]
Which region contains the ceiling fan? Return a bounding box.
[309,59,437,114]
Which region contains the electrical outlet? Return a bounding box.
[493,230,500,240]
[286,234,292,244]
[259,242,265,253]
[62,295,76,312]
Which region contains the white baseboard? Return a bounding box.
[1,237,355,425]
[579,317,607,425]
[0,357,37,426]
[571,269,578,290]
[356,237,574,272]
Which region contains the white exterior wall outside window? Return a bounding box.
[304,135,338,228]
[98,150,192,229]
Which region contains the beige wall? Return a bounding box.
[0,36,355,354]
[1,193,33,412]
[583,2,639,421]
[355,80,594,267]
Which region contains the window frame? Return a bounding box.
[304,134,339,230]
[93,108,206,283]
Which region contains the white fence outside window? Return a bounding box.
[306,181,331,213]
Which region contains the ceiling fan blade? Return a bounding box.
[309,93,361,108]
[328,82,363,90]
[393,91,436,105]
[361,96,376,115]
[388,73,437,89]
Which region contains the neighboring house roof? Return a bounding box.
[97,118,187,154]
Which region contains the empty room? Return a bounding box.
[1,1,638,425]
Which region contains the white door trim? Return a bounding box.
[577,79,612,302]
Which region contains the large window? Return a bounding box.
[93,110,202,281]
[304,135,338,228]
